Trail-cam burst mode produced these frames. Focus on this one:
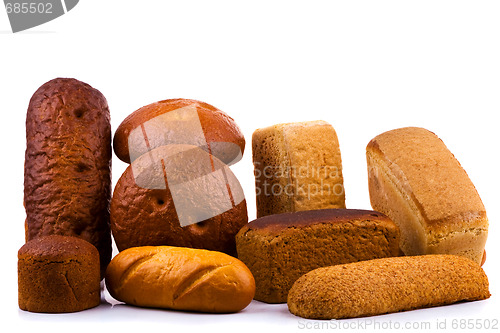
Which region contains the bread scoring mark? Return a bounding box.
[173,264,231,303]
[118,253,157,291]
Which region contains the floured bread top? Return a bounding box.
[367,127,486,226]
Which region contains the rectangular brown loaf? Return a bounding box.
[287,255,490,319]
[235,209,400,303]
[366,127,488,264]
[252,121,345,218]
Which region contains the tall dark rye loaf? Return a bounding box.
[24,78,112,276]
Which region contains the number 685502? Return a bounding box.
[5,2,53,14]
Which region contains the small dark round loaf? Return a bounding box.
[24,78,112,277]
[18,235,101,313]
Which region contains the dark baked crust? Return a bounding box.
[236,209,400,303]
[241,209,391,234]
[24,78,112,276]
[18,235,101,313]
[19,233,98,260]
[113,98,245,164]
[110,162,248,256]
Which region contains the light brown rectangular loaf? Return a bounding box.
[287,255,490,319]
[235,209,400,303]
[366,127,488,264]
[252,121,345,218]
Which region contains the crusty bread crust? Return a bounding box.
[18,236,101,313]
[287,255,490,319]
[236,209,400,303]
[366,127,488,264]
[113,98,245,165]
[252,120,345,218]
[110,145,248,256]
[105,246,255,313]
[24,78,112,276]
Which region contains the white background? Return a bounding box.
[1,1,499,332]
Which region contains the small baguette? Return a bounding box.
[105,246,255,313]
[287,255,490,319]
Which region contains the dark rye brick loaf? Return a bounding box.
[235,209,400,303]
[24,78,112,277]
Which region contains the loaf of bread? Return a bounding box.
[113,98,245,165]
[366,127,488,264]
[18,235,101,313]
[252,121,345,218]
[110,144,247,255]
[105,246,255,313]
[236,209,400,303]
[288,255,490,319]
[24,78,112,276]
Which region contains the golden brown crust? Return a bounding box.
[236,209,400,303]
[105,246,255,313]
[18,235,101,313]
[366,127,488,264]
[287,255,490,319]
[252,121,345,218]
[113,98,245,164]
[367,127,486,226]
[24,78,112,277]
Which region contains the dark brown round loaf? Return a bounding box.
[18,235,101,313]
[113,98,245,165]
[24,78,112,277]
[110,145,248,256]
